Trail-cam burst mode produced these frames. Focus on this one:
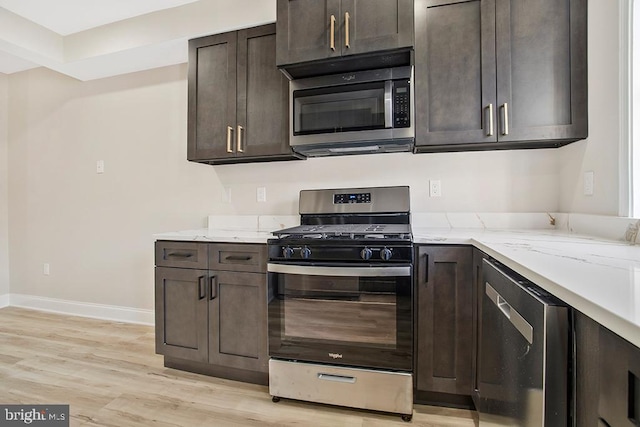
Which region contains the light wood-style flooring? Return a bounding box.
[0,307,477,426]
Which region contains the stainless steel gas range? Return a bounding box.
[267,186,414,421]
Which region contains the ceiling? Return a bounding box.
[0,0,276,80]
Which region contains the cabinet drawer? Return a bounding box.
[210,244,267,273]
[155,241,209,269]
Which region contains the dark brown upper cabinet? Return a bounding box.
[276,0,414,68]
[188,24,302,164]
[414,0,588,152]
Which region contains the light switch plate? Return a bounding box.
[257,187,267,202]
[583,171,594,196]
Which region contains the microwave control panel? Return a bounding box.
[393,80,411,128]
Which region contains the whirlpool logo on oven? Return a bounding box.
[328,353,343,359]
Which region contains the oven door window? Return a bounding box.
[268,269,412,371]
[293,82,388,135]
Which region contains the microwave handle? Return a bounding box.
[384,80,393,128]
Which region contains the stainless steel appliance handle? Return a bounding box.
[485,282,533,344]
[267,263,411,277]
[384,80,393,128]
[318,373,356,384]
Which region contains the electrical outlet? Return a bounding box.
[257,187,267,202]
[96,160,105,174]
[429,180,442,197]
[583,171,594,196]
[43,263,50,276]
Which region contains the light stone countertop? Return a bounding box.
[413,227,640,348]
[153,228,273,244]
[156,218,640,348]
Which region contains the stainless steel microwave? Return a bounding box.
[289,66,414,157]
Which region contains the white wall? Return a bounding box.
[0,73,9,298]
[7,65,222,310]
[5,0,621,312]
[6,65,560,311]
[558,0,622,215]
[212,149,560,215]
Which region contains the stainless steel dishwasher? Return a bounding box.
[477,259,570,426]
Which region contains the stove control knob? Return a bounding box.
[380,247,393,261]
[301,246,312,259]
[283,246,294,259]
[360,247,373,260]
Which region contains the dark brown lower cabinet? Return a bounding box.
[574,310,640,426]
[155,266,209,363]
[470,248,487,404]
[415,245,473,407]
[208,271,268,373]
[155,241,268,384]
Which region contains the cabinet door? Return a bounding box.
[598,325,640,427]
[415,0,497,147]
[495,0,587,143]
[276,0,342,66]
[471,248,487,403]
[340,0,414,56]
[187,32,237,161]
[415,246,473,395]
[574,310,601,427]
[208,271,268,373]
[155,267,209,363]
[236,25,291,158]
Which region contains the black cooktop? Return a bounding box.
[272,223,412,240]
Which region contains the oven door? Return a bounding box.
[267,263,413,372]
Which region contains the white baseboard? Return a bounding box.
[7,294,154,326]
[0,294,9,308]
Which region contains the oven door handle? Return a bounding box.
[267,263,411,277]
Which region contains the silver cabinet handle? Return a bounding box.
[501,103,509,135]
[236,125,244,153]
[486,282,533,344]
[345,12,351,49]
[486,104,494,136]
[226,126,234,153]
[330,15,336,51]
